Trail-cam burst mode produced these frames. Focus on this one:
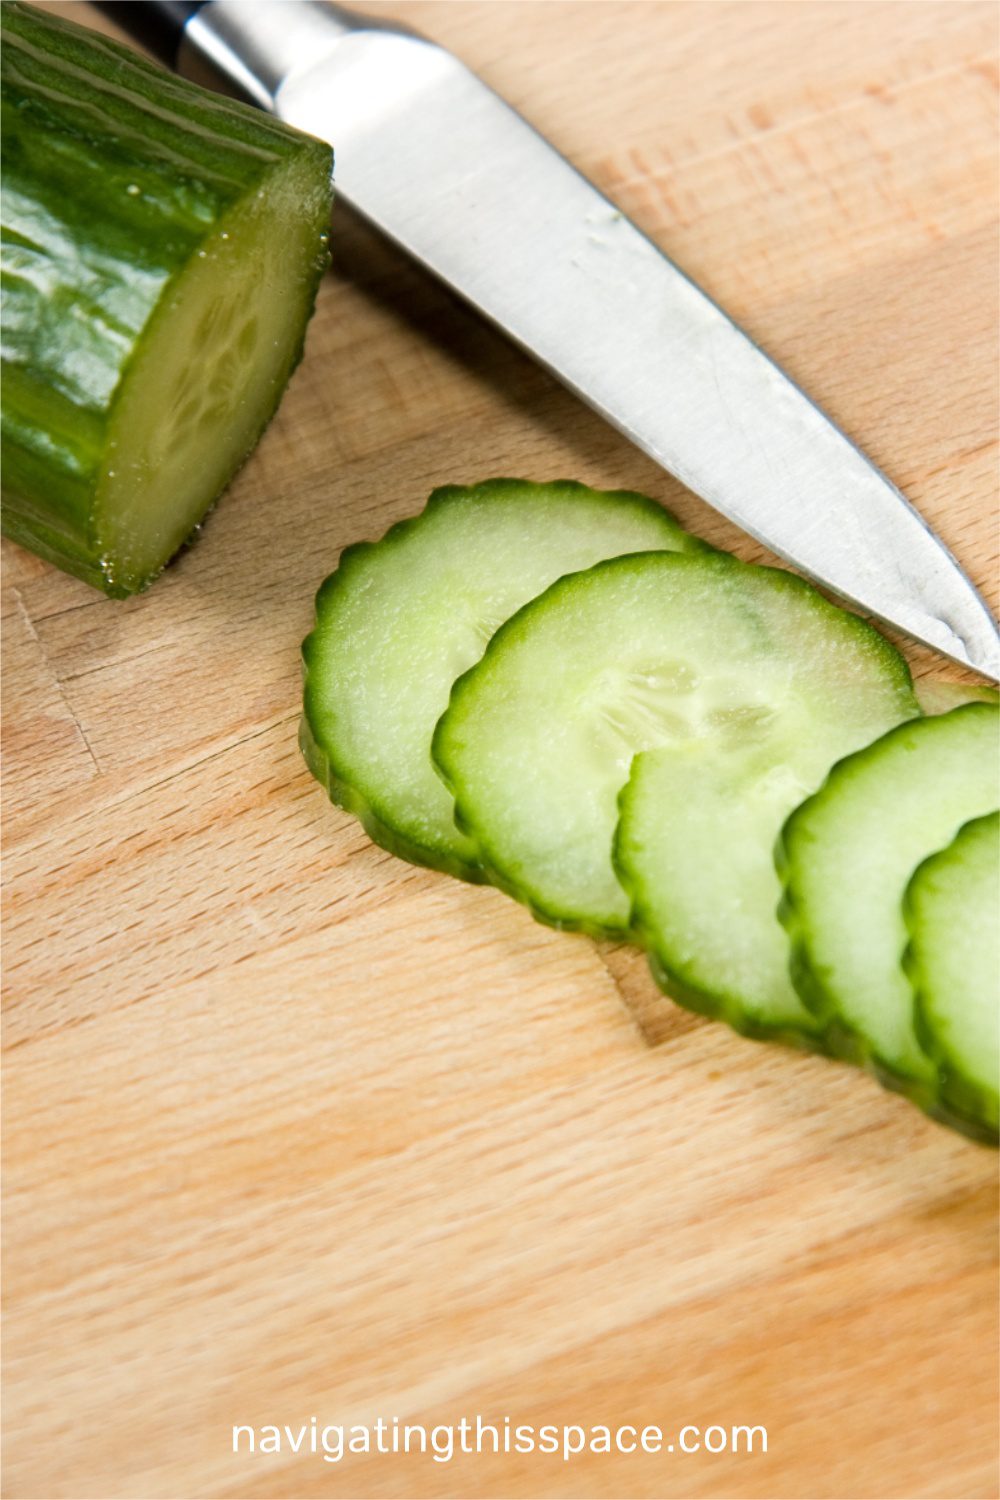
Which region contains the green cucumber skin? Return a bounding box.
[903,814,1000,1146]
[643,947,871,1061]
[301,479,702,885]
[643,949,828,1053]
[776,703,1000,1142]
[1,1,332,595]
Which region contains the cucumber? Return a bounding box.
[301,480,701,878]
[779,704,1000,1112]
[1,2,332,595]
[903,813,999,1141]
[433,550,917,938]
[616,748,837,1043]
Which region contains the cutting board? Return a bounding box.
[3,4,998,1497]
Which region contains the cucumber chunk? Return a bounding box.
[1,2,332,595]
[779,704,1000,1102]
[433,550,917,937]
[904,812,999,1142]
[301,480,701,877]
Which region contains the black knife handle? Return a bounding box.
[94,2,206,68]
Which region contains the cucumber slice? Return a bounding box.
[904,812,999,1142]
[617,749,831,1043]
[433,550,917,937]
[1,2,332,595]
[779,704,1000,1102]
[301,480,701,877]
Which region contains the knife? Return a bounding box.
[102,0,1000,679]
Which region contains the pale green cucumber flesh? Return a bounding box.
[617,751,826,1040]
[779,704,1000,1092]
[614,614,917,1042]
[433,550,917,938]
[905,811,999,1140]
[96,168,329,594]
[1,1,332,595]
[301,480,702,877]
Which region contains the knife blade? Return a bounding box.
[105,0,1000,679]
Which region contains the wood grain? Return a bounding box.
[3,3,998,1497]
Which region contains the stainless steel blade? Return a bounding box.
[183,0,1000,679]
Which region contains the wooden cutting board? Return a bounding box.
[3,4,998,1497]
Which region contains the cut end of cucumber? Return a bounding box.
[97,158,330,594]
